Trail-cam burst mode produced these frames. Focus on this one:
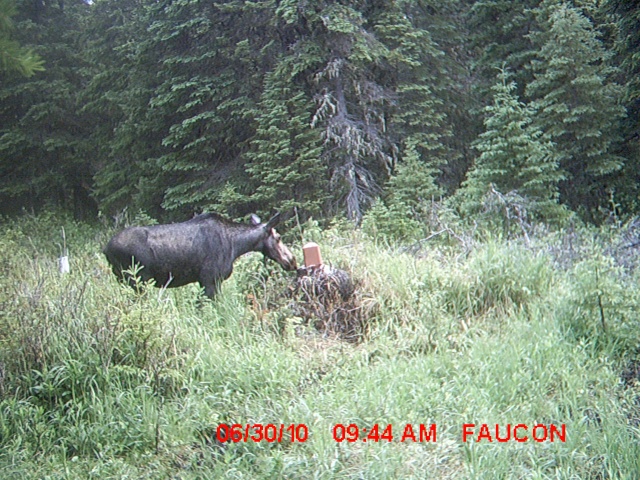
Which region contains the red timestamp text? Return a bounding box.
[216,423,309,443]
[332,423,437,443]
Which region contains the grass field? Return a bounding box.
[1,212,640,479]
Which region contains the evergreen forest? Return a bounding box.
[1,0,639,227]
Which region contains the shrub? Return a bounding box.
[361,199,424,243]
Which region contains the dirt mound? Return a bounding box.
[291,265,373,342]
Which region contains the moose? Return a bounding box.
[104,212,297,298]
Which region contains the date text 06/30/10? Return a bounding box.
[216,423,309,443]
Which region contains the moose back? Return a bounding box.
[104,212,297,297]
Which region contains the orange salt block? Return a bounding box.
[303,242,323,267]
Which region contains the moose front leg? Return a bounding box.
[200,270,226,299]
[200,279,221,299]
[199,265,231,299]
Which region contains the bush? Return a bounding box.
[557,249,640,356]
[361,199,424,243]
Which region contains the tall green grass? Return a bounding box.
[0,213,639,478]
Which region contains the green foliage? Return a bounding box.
[361,198,423,243]
[259,0,460,223]
[559,246,640,355]
[0,0,43,77]
[81,0,168,216]
[0,212,640,477]
[468,0,539,88]
[0,0,95,218]
[387,153,441,209]
[458,68,565,222]
[442,240,554,318]
[2,0,639,226]
[361,153,440,242]
[527,3,627,216]
[604,0,640,214]
[375,2,456,180]
[241,71,328,220]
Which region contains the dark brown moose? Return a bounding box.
[104,212,297,298]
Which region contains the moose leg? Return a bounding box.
[199,264,230,299]
[202,282,219,299]
[199,273,222,299]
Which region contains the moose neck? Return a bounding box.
[229,226,265,260]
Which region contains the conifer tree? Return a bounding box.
[608,1,640,145]
[84,0,164,216]
[375,1,453,196]
[269,1,459,223]
[242,71,328,220]
[0,0,43,77]
[604,0,640,212]
[87,0,470,222]
[467,0,539,97]
[306,2,394,223]
[459,68,563,219]
[144,0,259,216]
[90,0,279,218]
[0,0,94,217]
[526,3,626,215]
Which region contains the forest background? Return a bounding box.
[1,0,639,231]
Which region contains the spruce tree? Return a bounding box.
[0,0,94,217]
[467,0,539,97]
[84,0,164,216]
[374,1,453,196]
[526,3,626,216]
[89,0,279,218]
[270,1,462,223]
[604,0,640,213]
[0,0,43,77]
[459,68,563,220]
[144,0,260,217]
[242,71,328,220]
[88,0,472,222]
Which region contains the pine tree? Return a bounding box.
[603,0,640,213]
[608,1,640,142]
[374,1,453,196]
[144,0,259,216]
[84,0,474,222]
[268,1,463,223]
[89,0,279,218]
[0,0,43,77]
[0,0,94,217]
[83,0,164,216]
[467,0,539,97]
[241,71,328,220]
[459,68,563,219]
[306,2,394,223]
[526,3,626,216]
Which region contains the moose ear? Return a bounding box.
[265,212,281,230]
[250,214,261,226]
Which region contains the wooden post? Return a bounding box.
[59,227,70,274]
[303,242,323,267]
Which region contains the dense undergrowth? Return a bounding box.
[1,211,640,478]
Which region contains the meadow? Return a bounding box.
[1,211,639,479]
